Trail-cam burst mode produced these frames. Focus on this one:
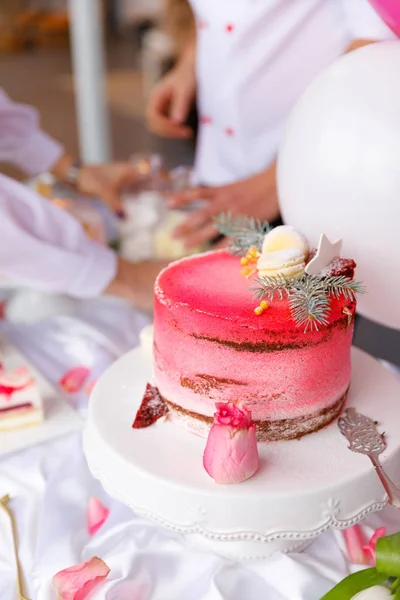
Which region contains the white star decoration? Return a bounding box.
[305,234,343,276]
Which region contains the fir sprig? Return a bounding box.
[213,211,365,332]
[252,274,292,301]
[322,275,366,300]
[213,213,270,255]
[252,274,365,332]
[288,278,331,332]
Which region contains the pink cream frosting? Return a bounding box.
[153,250,354,432]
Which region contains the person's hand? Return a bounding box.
[51,153,137,216]
[104,257,168,312]
[146,51,196,139]
[166,165,280,249]
[76,163,138,217]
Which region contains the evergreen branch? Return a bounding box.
[252,272,364,331]
[288,276,332,331]
[288,288,331,332]
[213,212,270,255]
[287,275,364,331]
[214,212,269,237]
[320,276,366,300]
[251,275,293,301]
[213,212,365,331]
[230,238,257,256]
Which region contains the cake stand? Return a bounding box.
[83,344,400,560]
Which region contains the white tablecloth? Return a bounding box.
[1,297,400,600]
[2,431,400,600]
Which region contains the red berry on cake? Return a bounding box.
[132,383,168,429]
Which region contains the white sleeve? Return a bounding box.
[0,89,64,176]
[0,174,117,298]
[341,0,397,40]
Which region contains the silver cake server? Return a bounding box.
[338,408,400,509]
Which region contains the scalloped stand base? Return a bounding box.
[84,346,400,560]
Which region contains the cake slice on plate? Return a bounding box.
[0,366,43,431]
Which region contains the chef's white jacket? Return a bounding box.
[190,0,395,185]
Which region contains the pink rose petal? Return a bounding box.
[368,527,386,550]
[53,557,110,600]
[87,497,110,536]
[343,525,386,566]
[59,366,90,394]
[363,527,386,566]
[362,545,376,567]
[343,525,368,565]
[214,401,252,428]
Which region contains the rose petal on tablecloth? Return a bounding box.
[59,366,90,394]
[52,556,110,600]
[87,497,110,536]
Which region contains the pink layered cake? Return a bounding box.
[153,228,360,441]
[0,366,43,431]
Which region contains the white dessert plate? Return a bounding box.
[84,345,400,560]
[0,342,82,457]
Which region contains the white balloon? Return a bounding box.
[278,41,400,330]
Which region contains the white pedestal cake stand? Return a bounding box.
[84,345,400,560]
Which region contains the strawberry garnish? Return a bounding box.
[132,383,168,429]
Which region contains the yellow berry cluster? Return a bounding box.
[240,246,260,278]
[254,300,269,316]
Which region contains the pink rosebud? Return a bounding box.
[52,556,110,600]
[87,497,110,536]
[59,366,90,394]
[203,402,259,484]
[214,401,252,428]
